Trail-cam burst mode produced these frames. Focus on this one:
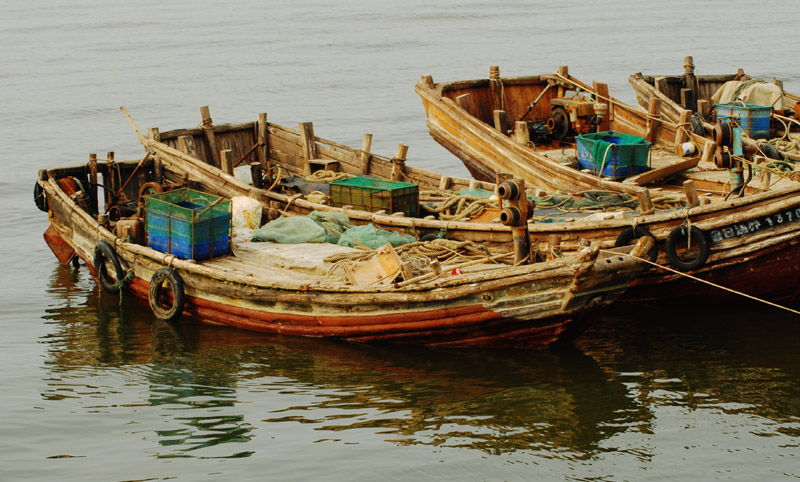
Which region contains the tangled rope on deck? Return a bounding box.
[420,192,493,220]
[323,238,492,264]
[305,170,349,183]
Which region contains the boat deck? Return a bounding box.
[538,145,795,197]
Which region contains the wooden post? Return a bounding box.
[674,110,691,146]
[200,106,220,168]
[683,56,698,112]
[489,65,503,112]
[360,133,372,175]
[593,82,611,132]
[439,176,451,190]
[154,158,163,185]
[681,88,695,113]
[700,140,716,164]
[645,98,662,144]
[493,110,509,134]
[299,122,317,176]
[391,144,408,181]
[178,135,199,159]
[148,127,160,143]
[88,153,98,216]
[513,121,530,146]
[683,180,700,207]
[760,169,771,191]
[250,162,263,189]
[220,149,233,175]
[455,94,472,114]
[420,74,434,89]
[257,113,268,166]
[557,65,569,97]
[637,189,654,214]
[104,152,116,212]
[696,100,709,117]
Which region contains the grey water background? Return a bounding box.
[2,0,800,480]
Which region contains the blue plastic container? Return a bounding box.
[576,131,650,181]
[715,103,772,139]
[145,188,231,261]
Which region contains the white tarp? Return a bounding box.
[711,80,784,110]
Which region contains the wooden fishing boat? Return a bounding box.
[35,151,651,349]
[414,65,800,303]
[628,56,800,161]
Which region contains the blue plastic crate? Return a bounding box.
[576,131,650,181]
[144,188,231,261]
[715,103,772,139]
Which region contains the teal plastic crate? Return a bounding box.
[715,102,772,139]
[576,131,650,181]
[145,188,231,260]
[330,177,419,217]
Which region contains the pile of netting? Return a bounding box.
[323,238,495,277]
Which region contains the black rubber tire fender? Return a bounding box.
[34,181,48,212]
[94,240,124,294]
[665,225,710,272]
[614,226,658,263]
[148,268,185,322]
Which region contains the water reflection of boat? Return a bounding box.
[41,266,645,456]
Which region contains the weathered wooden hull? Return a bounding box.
[629,61,799,161]
[413,69,800,304]
[38,163,646,348]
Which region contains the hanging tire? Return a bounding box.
[34,181,48,212]
[614,226,658,263]
[94,240,124,294]
[148,268,185,321]
[665,225,710,272]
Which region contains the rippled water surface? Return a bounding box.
[2,1,799,480]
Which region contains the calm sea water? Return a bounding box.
[2,1,799,480]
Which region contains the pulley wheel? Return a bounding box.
[713,122,732,147]
[548,106,570,140]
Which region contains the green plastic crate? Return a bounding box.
[144,188,231,261]
[330,177,419,217]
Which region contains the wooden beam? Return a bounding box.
[593,82,611,132]
[257,113,268,166]
[359,133,373,175]
[148,127,160,142]
[178,135,199,159]
[645,98,662,144]
[456,93,472,114]
[88,153,98,216]
[391,144,408,181]
[493,110,509,134]
[200,106,220,168]
[637,189,654,214]
[420,74,434,89]
[299,122,317,176]
[489,65,503,112]
[513,121,530,146]
[674,110,691,146]
[220,149,233,175]
[250,162,263,189]
[683,55,698,112]
[683,180,700,207]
